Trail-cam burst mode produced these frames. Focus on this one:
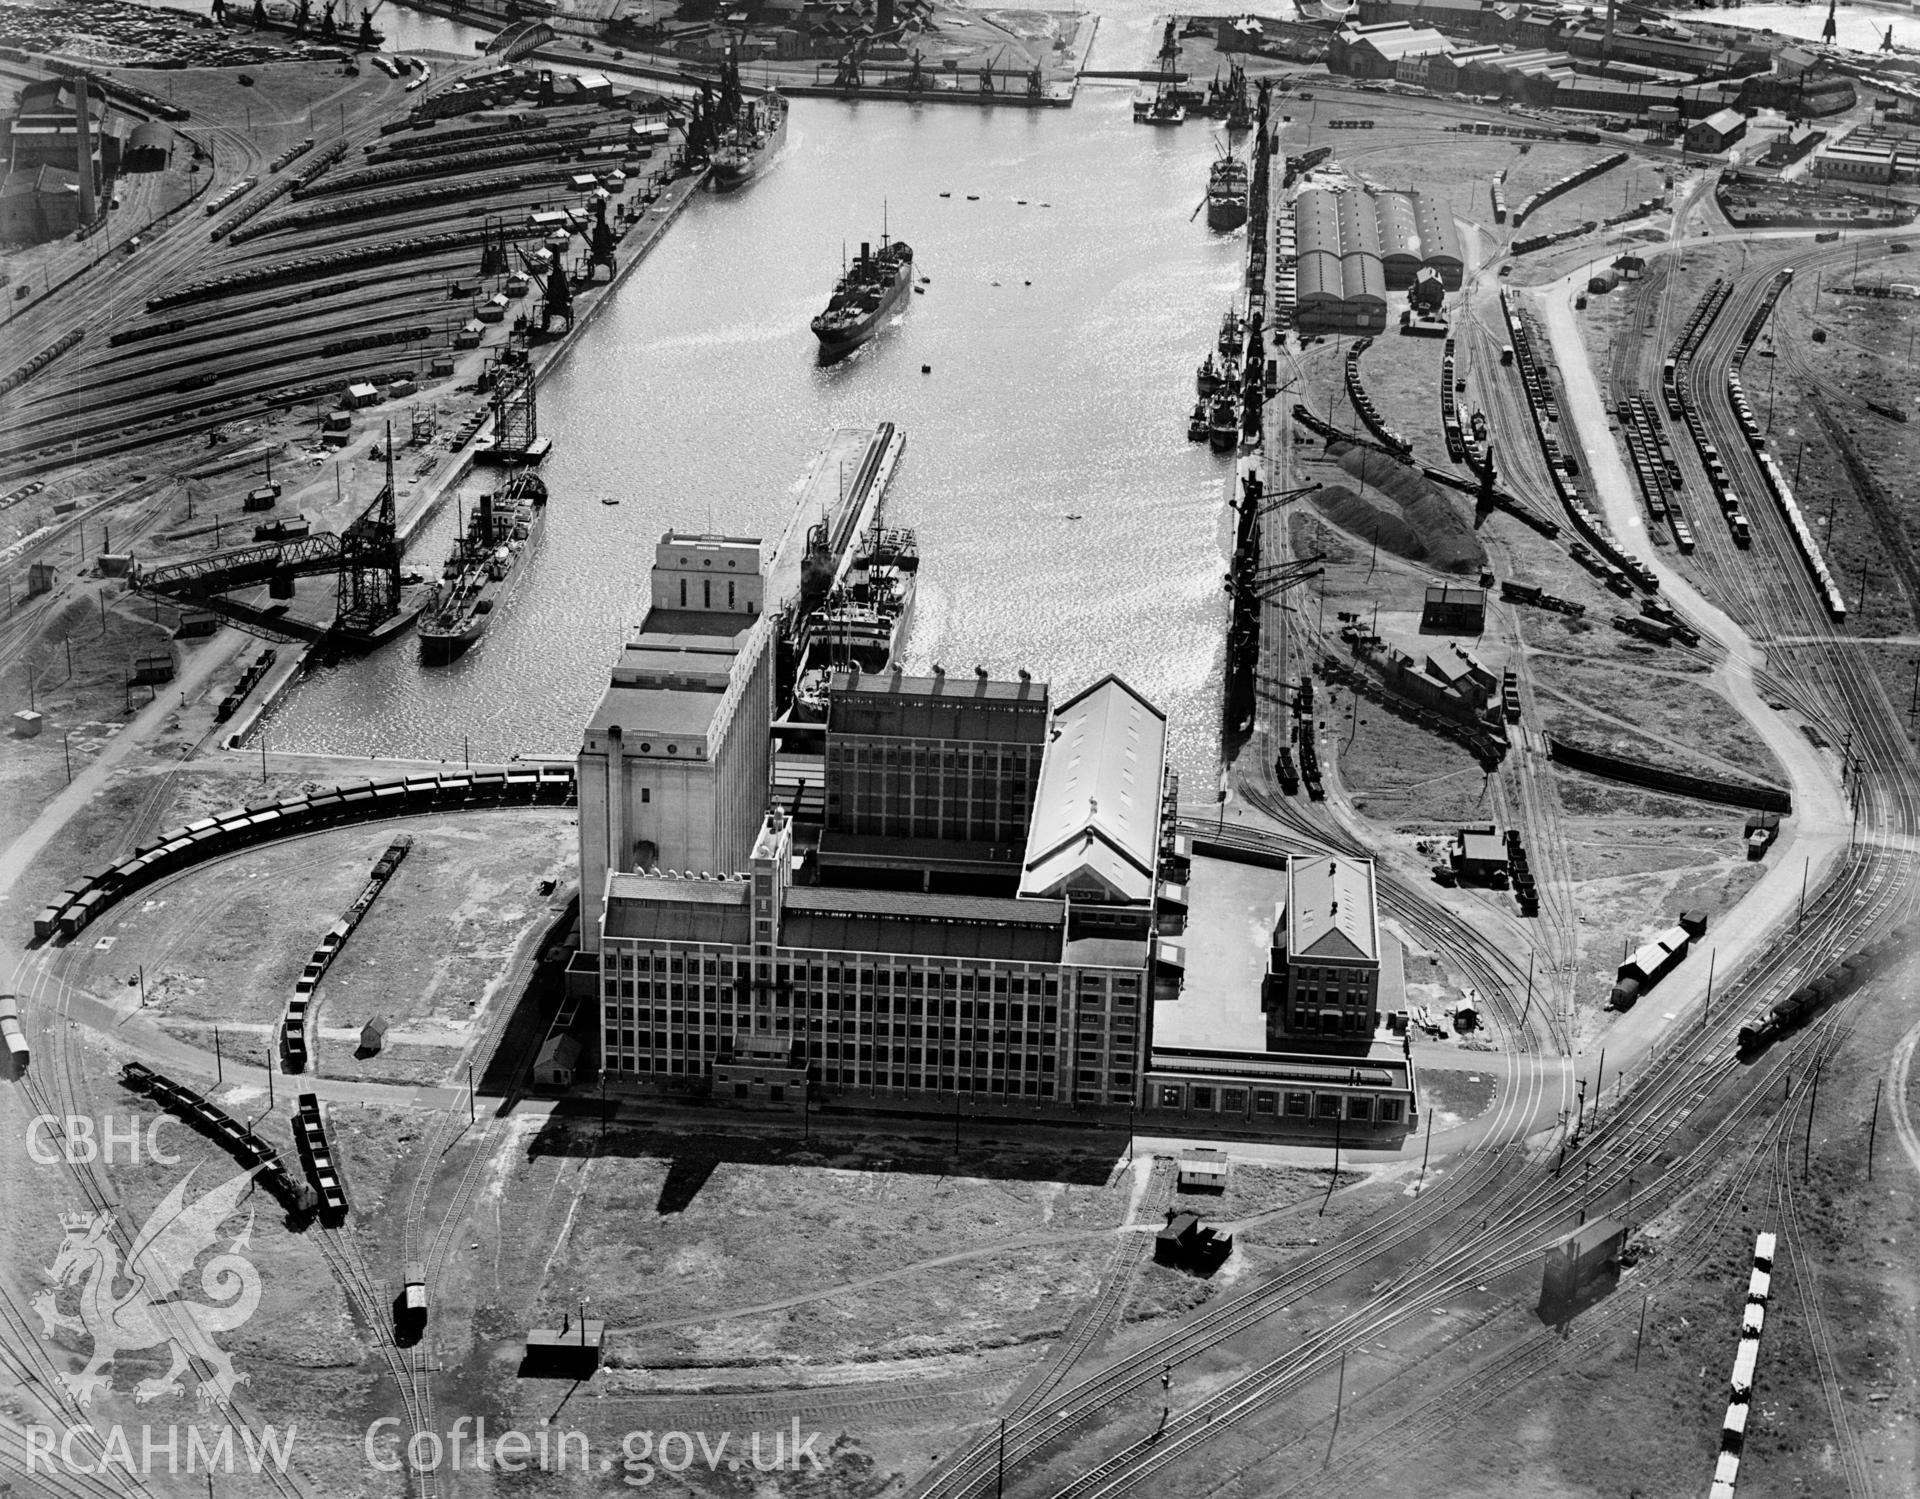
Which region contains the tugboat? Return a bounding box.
[417,472,546,664]
[811,224,914,361]
[1197,351,1225,397]
[1188,400,1210,442]
[1208,390,1239,451]
[1218,308,1245,363]
[1206,148,1249,232]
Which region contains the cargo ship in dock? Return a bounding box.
[811,228,914,361]
[1206,149,1249,231]
[417,472,546,664]
[227,0,385,48]
[764,423,911,718]
[787,521,918,719]
[709,88,788,192]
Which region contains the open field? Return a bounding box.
[49,806,574,1082]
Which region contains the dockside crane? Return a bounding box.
[131,438,407,649]
[516,245,573,333]
[833,42,865,95]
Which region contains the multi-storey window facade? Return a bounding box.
[827,739,1046,847]
[824,670,1049,849]
[600,930,1148,1104]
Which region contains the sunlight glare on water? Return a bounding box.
[265,38,1248,778]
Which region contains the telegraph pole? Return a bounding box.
[1868,1078,1883,1180]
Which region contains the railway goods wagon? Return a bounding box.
[293,1093,349,1217]
[57,889,106,937]
[282,997,310,1071]
[1736,921,1917,1054]
[117,1061,312,1213]
[397,1260,428,1338]
[1,995,27,1072]
[31,770,577,942]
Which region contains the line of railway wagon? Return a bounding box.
[120,1060,319,1217]
[1710,1232,1776,1499]
[293,1092,348,1218]
[32,765,575,943]
[1723,360,1847,621]
[1498,287,1660,594]
[1668,266,1846,619]
[1663,278,1754,550]
[1734,915,1916,1055]
[283,833,413,1072]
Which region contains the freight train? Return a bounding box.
[1710,1232,1777,1499]
[32,767,574,944]
[120,1061,316,1216]
[1737,920,1915,1054]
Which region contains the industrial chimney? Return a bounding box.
[73,78,97,225]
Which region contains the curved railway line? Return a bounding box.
[1080,150,1920,1498]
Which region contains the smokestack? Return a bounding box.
[1602,0,1616,59]
[73,79,97,224]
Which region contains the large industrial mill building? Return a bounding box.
[595,672,1171,1114]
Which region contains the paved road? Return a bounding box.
[1531,271,1854,1078]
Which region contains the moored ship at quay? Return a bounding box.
[788,522,918,719]
[811,230,915,360]
[1206,150,1249,231]
[418,472,546,664]
[709,88,789,192]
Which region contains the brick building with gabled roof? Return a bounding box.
[1269,855,1382,1036]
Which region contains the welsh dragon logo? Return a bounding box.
[33,1166,264,1409]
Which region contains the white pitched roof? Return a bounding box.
[1019,675,1167,904]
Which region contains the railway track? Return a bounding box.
[1043,896,1903,1498]
[910,996,1560,1499]
[4,983,317,1499]
[982,766,1912,1496]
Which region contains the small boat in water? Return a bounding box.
[1209,391,1239,451]
[1218,309,1245,363]
[1197,352,1225,397]
[1188,400,1209,442]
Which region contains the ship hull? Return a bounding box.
[812,251,914,361]
[418,477,544,665]
[708,95,788,192]
[1206,196,1248,231]
[418,617,487,664]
